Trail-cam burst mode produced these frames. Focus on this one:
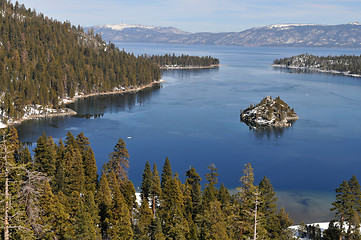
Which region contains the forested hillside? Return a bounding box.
[0,0,161,123]
[0,128,294,239]
[273,54,361,76]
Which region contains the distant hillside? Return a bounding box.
[89,22,361,48]
[0,2,161,123]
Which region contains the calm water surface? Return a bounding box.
[16,43,361,223]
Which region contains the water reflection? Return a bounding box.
[240,116,294,139]
[68,83,162,118]
[248,125,288,139]
[162,67,219,78]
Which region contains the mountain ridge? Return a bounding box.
[88,22,361,47]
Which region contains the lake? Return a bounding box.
[15,43,361,223]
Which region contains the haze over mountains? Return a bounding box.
[89,22,361,48]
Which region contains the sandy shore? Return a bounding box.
[1,80,164,128]
[160,64,220,70]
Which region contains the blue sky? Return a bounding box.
[21,0,361,32]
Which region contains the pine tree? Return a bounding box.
[331,180,352,238]
[150,213,165,240]
[54,139,66,193]
[160,174,189,239]
[63,146,85,195]
[135,198,153,240]
[237,163,259,238]
[39,181,73,239]
[258,176,279,238]
[185,166,202,220]
[150,163,161,217]
[64,131,77,149]
[76,132,98,192]
[33,131,57,177]
[202,200,229,240]
[83,190,101,239]
[83,148,98,192]
[97,173,112,239]
[106,138,130,182]
[323,220,341,240]
[141,161,152,201]
[161,157,172,190]
[273,207,293,240]
[203,164,219,206]
[108,174,133,239]
[218,183,231,208]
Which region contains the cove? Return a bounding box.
[15,43,361,223]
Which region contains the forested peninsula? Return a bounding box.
[273,53,361,77]
[149,54,220,69]
[0,0,161,124]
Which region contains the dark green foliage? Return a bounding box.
[150,163,161,217]
[323,220,341,240]
[218,183,231,207]
[161,157,172,189]
[108,173,133,239]
[201,200,229,240]
[33,131,57,177]
[141,161,152,201]
[0,0,161,123]
[186,166,202,220]
[258,176,278,237]
[160,174,189,239]
[135,198,153,240]
[106,138,130,182]
[97,173,112,239]
[149,53,219,67]
[203,164,219,206]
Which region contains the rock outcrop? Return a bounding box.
[240,96,298,128]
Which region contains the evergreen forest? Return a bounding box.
[0,0,161,123]
[0,128,294,239]
[148,54,220,68]
[273,53,361,75]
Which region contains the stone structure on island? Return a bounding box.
[240,96,298,128]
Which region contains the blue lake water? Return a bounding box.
[15,43,361,223]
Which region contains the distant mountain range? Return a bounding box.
[88,22,361,48]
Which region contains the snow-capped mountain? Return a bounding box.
[88,22,361,47]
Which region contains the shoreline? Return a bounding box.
[272,64,361,78]
[1,80,164,128]
[160,64,220,70]
[60,79,164,105]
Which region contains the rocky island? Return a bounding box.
[240,96,298,128]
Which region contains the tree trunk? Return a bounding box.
[4,144,9,240]
[254,193,258,240]
[152,195,156,218]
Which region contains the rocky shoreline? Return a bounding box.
[272,64,361,78]
[160,64,220,70]
[240,96,298,128]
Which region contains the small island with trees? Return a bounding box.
[273,53,361,77]
[240,96,298,128]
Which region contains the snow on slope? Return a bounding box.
[97,23,155,31]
